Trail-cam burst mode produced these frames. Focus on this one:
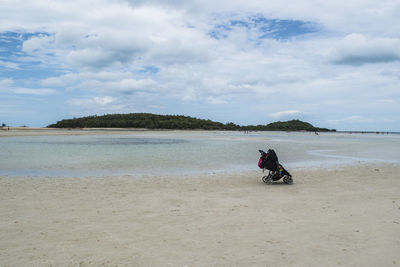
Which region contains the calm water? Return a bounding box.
[1,131,399,177]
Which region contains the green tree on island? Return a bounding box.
[47,113,335,132]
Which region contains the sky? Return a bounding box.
[0,0,399,131]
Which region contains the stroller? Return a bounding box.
[258,149,293,185]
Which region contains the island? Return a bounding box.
[47,113,335,132]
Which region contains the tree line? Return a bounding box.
[47,113,335,132]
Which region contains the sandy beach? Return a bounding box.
[1,163,399,266]
[0,127,151,137]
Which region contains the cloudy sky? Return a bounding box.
[0,0,399,131]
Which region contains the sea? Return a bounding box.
[1,131,399,177]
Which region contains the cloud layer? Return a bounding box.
[0,0,400,131]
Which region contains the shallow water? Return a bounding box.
[0,131,399,177]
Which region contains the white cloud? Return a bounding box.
[330,34,400,65]
[41,71,161,96]
[68,96,124,113]
[328,115,375,125]
[378,99,395,104]
[13,88,57,95]
[93,96,115,105]
[0,78,57,95]
[345,115,375,123]
[67,48,124,70]
[0,60,19,69]
[22,34,54,53]
[206,96,228,105]
[269,110,303,119]
[0,78,13,87]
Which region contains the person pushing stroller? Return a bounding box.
[258,149,293,184]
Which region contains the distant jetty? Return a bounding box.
[338,131,396,135]
[47,113,336,132]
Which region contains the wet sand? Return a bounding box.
[1,164,399,266]
[0,127,150,137]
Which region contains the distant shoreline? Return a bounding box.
[1,127,399,137]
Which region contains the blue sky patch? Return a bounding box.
[138,65,159,75]
[0,31,50,57]
[209,14,318,41]
[0,31,65,80]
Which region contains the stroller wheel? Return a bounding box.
[262,175,274,185]
[283,175,293,185]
